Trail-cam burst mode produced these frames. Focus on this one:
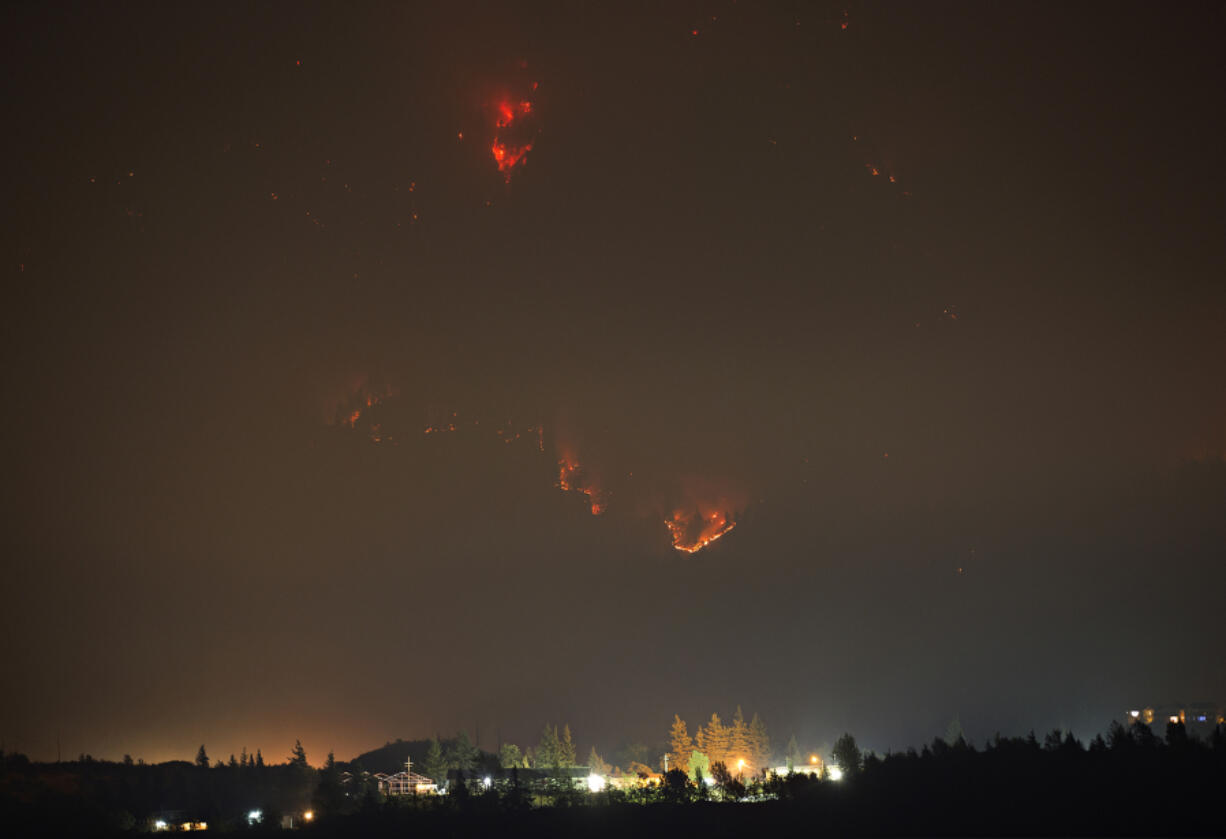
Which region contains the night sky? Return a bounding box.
[4,1,1224,766]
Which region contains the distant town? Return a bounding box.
[2,703,1223,835]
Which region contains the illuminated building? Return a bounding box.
[1125,702,1224,739]
[374,757,437,795]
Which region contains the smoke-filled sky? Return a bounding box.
[4,1,1224,765]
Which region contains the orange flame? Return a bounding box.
[557,456,606,516]
[491,94,537,182]
[666,508,737,553]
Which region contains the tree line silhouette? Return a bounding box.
[2,719,1223,836]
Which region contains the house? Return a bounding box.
[374,757,437,795]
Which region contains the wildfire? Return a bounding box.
[666,509,736,554]
[491,94,537,182]
[340,388,394,430]
[556,456,606,516]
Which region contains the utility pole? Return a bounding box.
[663,753,669,773]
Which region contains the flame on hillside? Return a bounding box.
[557,455,607,516]
[333,381,397,432]
[666,508,736,553]
[491,93,537,182]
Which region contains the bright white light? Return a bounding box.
[247,810,262,824]
[587,773,606,792]
[154,820,168,831]
[303,810,313,821]
[828,766,844,781]
[703,775,715,786]
[1129,710,1140,718]
[482,776,492,789]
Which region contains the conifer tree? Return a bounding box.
[498,742,523,769]
[239,747,248,768]
[560,724,577,767]
[587,746,611,775]
[255,749,264,768]
[785,735,802,771]
[668,715,694,776]
[702,713,730,767]
[289,739,308,767]
[536,724,561,768]
[446,730,478,772]
[749,713,771,770]
[423,737,447,785]
[195,745,209,768]
[729,706,751,767]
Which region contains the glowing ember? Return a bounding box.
[666,509,736,554]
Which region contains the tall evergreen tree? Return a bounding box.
[315,751,344,814]
[587,746,611,775]
[749,713,771,770]
[668,715,694,775]
[446,730,478,772]
[536,724,561,768]
[289,739,308,767]
[702,714,730,767]
[255,749,264,768]
[195,745,209,768]
[560,725,577,767]
[831,733,862,777]
[422,737,447,785]
[729,706,751,766]
[785,735,802,772]
[498,742,523,769]
[239,747,248,768]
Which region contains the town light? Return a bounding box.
[154,820,168,831]
[482,776,492,789]
[810,755,818,764]
[303,810,313,821]
[828,766,844,781]
[247,810,262,825]
[587,773,606,792]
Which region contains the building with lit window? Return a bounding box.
[372,755,441,794]
[374,766,437,796]
[1125,702,1224,739]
